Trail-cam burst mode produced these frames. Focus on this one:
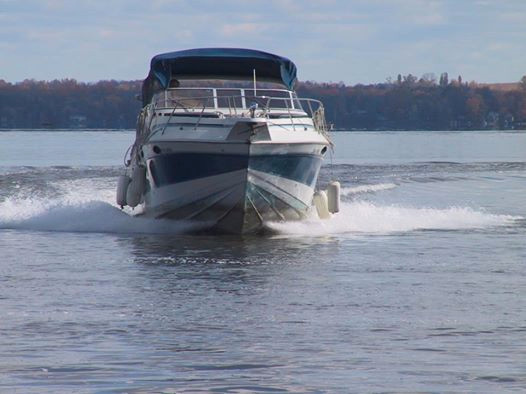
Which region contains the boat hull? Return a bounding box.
[140,142,325,234]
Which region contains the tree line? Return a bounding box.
[297,73,526,130]
[0,79,142,129]
[1,74,525,130]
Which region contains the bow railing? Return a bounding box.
[150,87,328,133]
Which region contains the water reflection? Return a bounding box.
[126,233,339,265]
[113,233,343,306]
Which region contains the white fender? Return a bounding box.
[126,166,146,208]
[327,181,341,213]
[313,190,331,219]
[116,175,131,207]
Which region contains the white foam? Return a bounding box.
[341,183,397,196]
[267,201,521,236]
[0,198,202,234]
[0,179,200,234]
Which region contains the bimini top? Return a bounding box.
[141,48,297,105]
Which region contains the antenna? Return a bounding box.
[253,69,257,96]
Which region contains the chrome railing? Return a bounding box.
[150,87,328,133]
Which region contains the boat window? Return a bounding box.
[291,92,304,111]
[216,89,244,109]
[245,89,292,109]
[166,88,215,109]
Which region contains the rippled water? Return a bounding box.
[1,130,525,392]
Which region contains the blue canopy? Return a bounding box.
[150,48,297,88]
[141,48,298,105]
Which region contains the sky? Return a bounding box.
[1,0,525,85]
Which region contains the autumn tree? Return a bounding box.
[420,73,437,85]
[439,72,449,87]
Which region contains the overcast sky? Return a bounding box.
[1,0,525,84]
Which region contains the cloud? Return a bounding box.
[220,23,261,37]
[1,0,526,84]
[497,11,526,24]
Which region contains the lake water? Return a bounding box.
[1,130,525,393]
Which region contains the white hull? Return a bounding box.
[139,136,326,234]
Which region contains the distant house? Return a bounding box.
[450,117,471,130]
[514,120,526,130]
[69,115,87,129]
[484,112,499,129]
[502,114,514,129]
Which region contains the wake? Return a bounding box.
[0,181,199,234]
[340,182,397,196]
[267,201,520,235]
[0,180,520,235]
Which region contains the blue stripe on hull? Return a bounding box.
[149,153,322,188]
[149,153,248,186]
[250,155,322,188]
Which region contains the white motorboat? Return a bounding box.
[117,48,333,234]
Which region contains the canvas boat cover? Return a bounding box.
[141,48,297,106]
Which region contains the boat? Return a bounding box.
[116,48,334,234]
